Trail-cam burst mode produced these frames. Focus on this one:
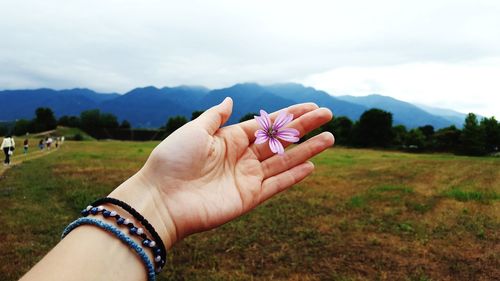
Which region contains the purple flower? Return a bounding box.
[254,110,300,154]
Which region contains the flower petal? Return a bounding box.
[276,128,300,143]
[254,116,269,131]
[269,137,285,154]
[254,129,269,144]
[260,110,272,130]
[273,111,293,130]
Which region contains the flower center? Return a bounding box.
[267,127,277,138]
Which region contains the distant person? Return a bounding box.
[46,137,53,150]
[1,134,15,166]
[55,138,59,149]
[39,139,45,150]
[61,136,65,143]
[23,138,29,154]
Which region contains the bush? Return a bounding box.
[73,133,83,141]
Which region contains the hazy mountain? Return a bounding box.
[337,94,454,129]
[414,103,467,127]
[200,83,296,124]
[0,88,118,121]
[0,84,465,129]
[100,86,207,127]
[264,83,367,120]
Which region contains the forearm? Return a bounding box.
[20,171,177,281]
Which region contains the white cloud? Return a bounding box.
[0,0,499,116]
[299,59,500,117]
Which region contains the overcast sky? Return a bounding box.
[1,0,499,117]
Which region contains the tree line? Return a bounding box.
[317,109,499,156]
[3,107,498,156]
[0,108,131,136]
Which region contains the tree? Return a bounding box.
[418,125,434,139]
[58,115,81,128]
[405,128,425,151]
[480,117,500,153]
[32,107,57,132]
[99,113,119,128]
[13,119,32,136]
[322,116,353,145]
[434,126,461,152]
[392,125,407,147]
[120,120,132,129]
[239,112,258,123]
[80,109,120,134]
[166,116,188,135]
[80,109,101,132]
[352,108,393,147]
[0,123,7,136]
[417,125,435,150]
[191,110,205,121]
[459,113,486,156]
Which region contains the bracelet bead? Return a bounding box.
[137,228,144,235]
[130,227,138,235]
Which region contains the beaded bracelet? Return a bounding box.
[89,197,167,270]
[62,217,156,281]
[81,205,165,272]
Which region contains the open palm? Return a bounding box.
[140,98,334,242]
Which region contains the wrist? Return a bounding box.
[107,170,178,249]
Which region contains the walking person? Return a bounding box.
[1,134,15,166]
[23,138,29,154]
[39,139,45,150]
[46,137,52,150]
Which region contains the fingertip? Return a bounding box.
[308,102,319,109]
[319,131,335,147]
[222,96,233,108]
[306,160,315,170]
[319,107,333,119]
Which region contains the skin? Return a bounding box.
[21,98,334,281]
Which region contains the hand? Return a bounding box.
[20,98,334,281]
[139,98,334,244]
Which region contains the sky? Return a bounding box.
[1,0,499,117]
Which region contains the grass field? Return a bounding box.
[0,140,499,281]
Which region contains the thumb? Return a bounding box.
[194,97,233,135]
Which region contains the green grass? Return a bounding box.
[55,126,95,140]
[443,187,500,202]
[0,141,499,280]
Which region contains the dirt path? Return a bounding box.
[0,148,58,177]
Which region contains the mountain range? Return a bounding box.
[0,83,468,129]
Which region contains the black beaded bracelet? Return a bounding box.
[87,197,167,271]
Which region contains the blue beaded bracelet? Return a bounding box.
[62,217,156,281]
